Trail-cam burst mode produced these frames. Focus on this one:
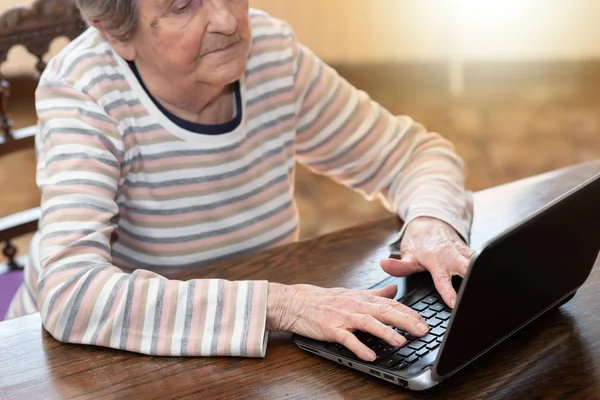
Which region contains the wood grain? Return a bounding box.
[0,160,599,399]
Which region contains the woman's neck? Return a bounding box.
[135,61,236,125]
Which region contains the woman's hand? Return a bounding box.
[380,216,476,309]
[266,283,430,362]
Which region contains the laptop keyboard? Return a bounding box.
[326,291,451,370]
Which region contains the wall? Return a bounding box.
[4,0,600,76]
[250,0,600,63]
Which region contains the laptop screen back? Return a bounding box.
[434,173,600,378]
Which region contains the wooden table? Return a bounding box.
[1,160,599,400]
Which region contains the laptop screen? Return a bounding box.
[434,173,600,378]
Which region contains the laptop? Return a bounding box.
[292,171,600,391]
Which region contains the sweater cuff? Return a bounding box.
[244,280,270,357]
[391,191,474,251]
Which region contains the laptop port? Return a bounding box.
[399,379,408,388]
[383,373,395,382]
[369,369,381,377]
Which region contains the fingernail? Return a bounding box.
[394,334,406,346]
[417,322,429,333]
[450,297,456,308]
[363,350,376,361]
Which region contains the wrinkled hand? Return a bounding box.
[380,216,475,309]
[267,283,430,362]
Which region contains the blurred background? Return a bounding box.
[1,0,600,260]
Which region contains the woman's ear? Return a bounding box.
[88,19,137,61]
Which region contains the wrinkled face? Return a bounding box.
[123,0,251,87]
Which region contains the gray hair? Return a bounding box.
[75,0,139,41]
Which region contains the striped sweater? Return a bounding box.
[7,9,473,357]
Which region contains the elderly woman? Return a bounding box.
[7,0,474,362]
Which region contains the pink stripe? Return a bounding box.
[122,178,288,224]
[108,103,147,120]
[246,63,292,86]
[38,109,116,132]
[246,90,295,116]
[119,206,293,253]
[187,280,206,355]
[245,282,264,357]
[69,55,115,79]
[125,270,153,350]
[87,79,131,99]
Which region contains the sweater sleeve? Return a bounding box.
[35,80,268,357]
[292,44,473,243]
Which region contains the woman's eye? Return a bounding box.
[173,0,191,12]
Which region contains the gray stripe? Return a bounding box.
[119,199,292,244]
[251,33,291,45]
[302,106,382,163]
[112,224,297,271]
[43,229,104,239]
[121,172,287,215]
[38,261,107,291]
[180,281,195,356]
[210,280,226,355]
[246,112,295,139]
[42,202,115,219]
[352,123,424,189]
[104,98,142,113]
[45,269,90,318]
[297,95,363,155]
[122,145,285,188]
[81,73,127,93]
[246,56,294,77]
[294,47,305,80]
[150,278,167,355]
[44,127,122,157]
[61,266,108,341]
[119,270,140,349]
[297,60,323,109]
[65,240,111,254]
[54,179,116,193]
[239,282,255,357]
[120,111,295,167]
[90,275,128,345]
[46,152,120,168]
[60,50,114,77]
[246,85,294,108]
[297,79,342,135]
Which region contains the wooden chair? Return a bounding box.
[0,0,85,272]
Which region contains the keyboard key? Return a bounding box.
[427,342,440,350]
[376,345,399,359]
[410,302,429,312]
[427,318,443,327]
[395,329,416,341]
[419,334,437,344]
[421,295,439,305]
[430,302,446,312]
[430,327,446,337]
[441,320,449,329]
[416,348,430,357]
[420,309,436,319]
[407,341,427,350]
[405,354,419,365]
[393,361,409,370]
[437,311,452,320]
[396,347,415,357]
[380,354,405,368]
